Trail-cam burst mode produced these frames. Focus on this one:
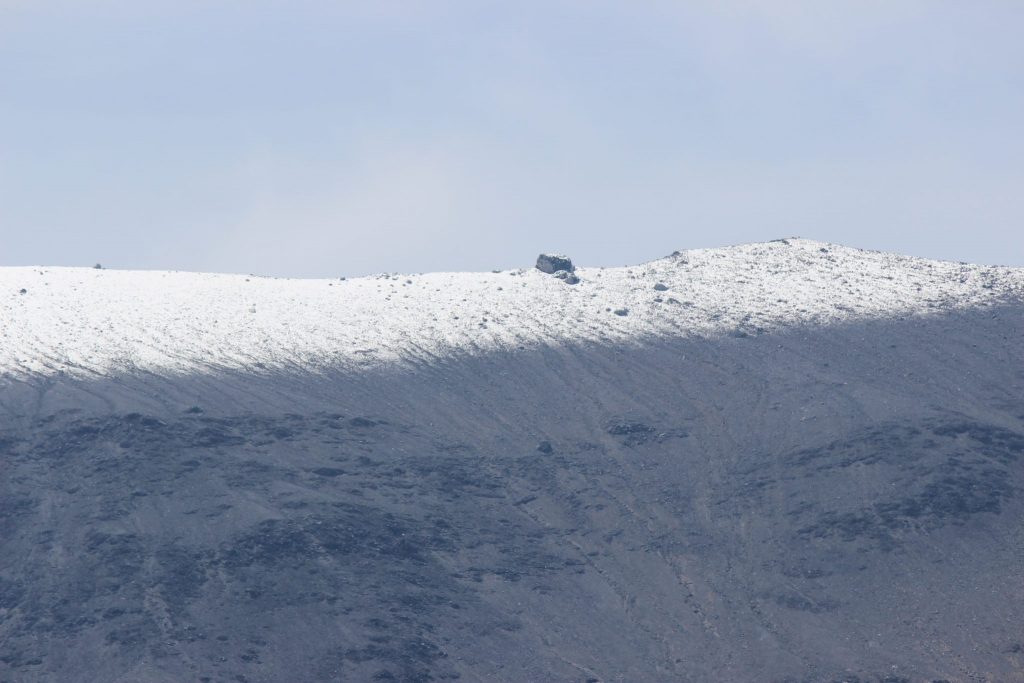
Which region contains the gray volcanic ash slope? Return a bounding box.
[1,240,1023,682]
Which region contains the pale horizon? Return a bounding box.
[3,2,1022,276]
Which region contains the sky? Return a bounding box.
[1,1,1022,277]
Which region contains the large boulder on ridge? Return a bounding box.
[535,253,574,274]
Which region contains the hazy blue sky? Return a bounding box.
[2,1,1022,276]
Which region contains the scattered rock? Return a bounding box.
[553,270,580,285]
[606,421,657,446]
[653,283,668,291]
[536,441,553,454]
[607,421,655,437]
[613,308,629,316]
[536,254,574,274]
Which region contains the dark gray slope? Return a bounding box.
[1,304,1023,683]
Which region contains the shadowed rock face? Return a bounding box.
[1,305,1024,682]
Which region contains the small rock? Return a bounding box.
[536,253,574,274]
[537,441,553,454]
[607,421,654,437]
[553,270,580,285]
[653,283,668,291]
[613,308,629,316]
[19,288,27,294]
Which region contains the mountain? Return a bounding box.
[1,239,1022,683]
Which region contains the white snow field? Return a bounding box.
[2,238,1022,381]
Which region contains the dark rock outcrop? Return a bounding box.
[536,254,574,274]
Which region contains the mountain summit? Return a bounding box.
[2,240,1023,682]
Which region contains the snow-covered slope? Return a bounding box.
[2,238,1022,380]
[3,240,1024,683]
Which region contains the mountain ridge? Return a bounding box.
[3,238,1022,383]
